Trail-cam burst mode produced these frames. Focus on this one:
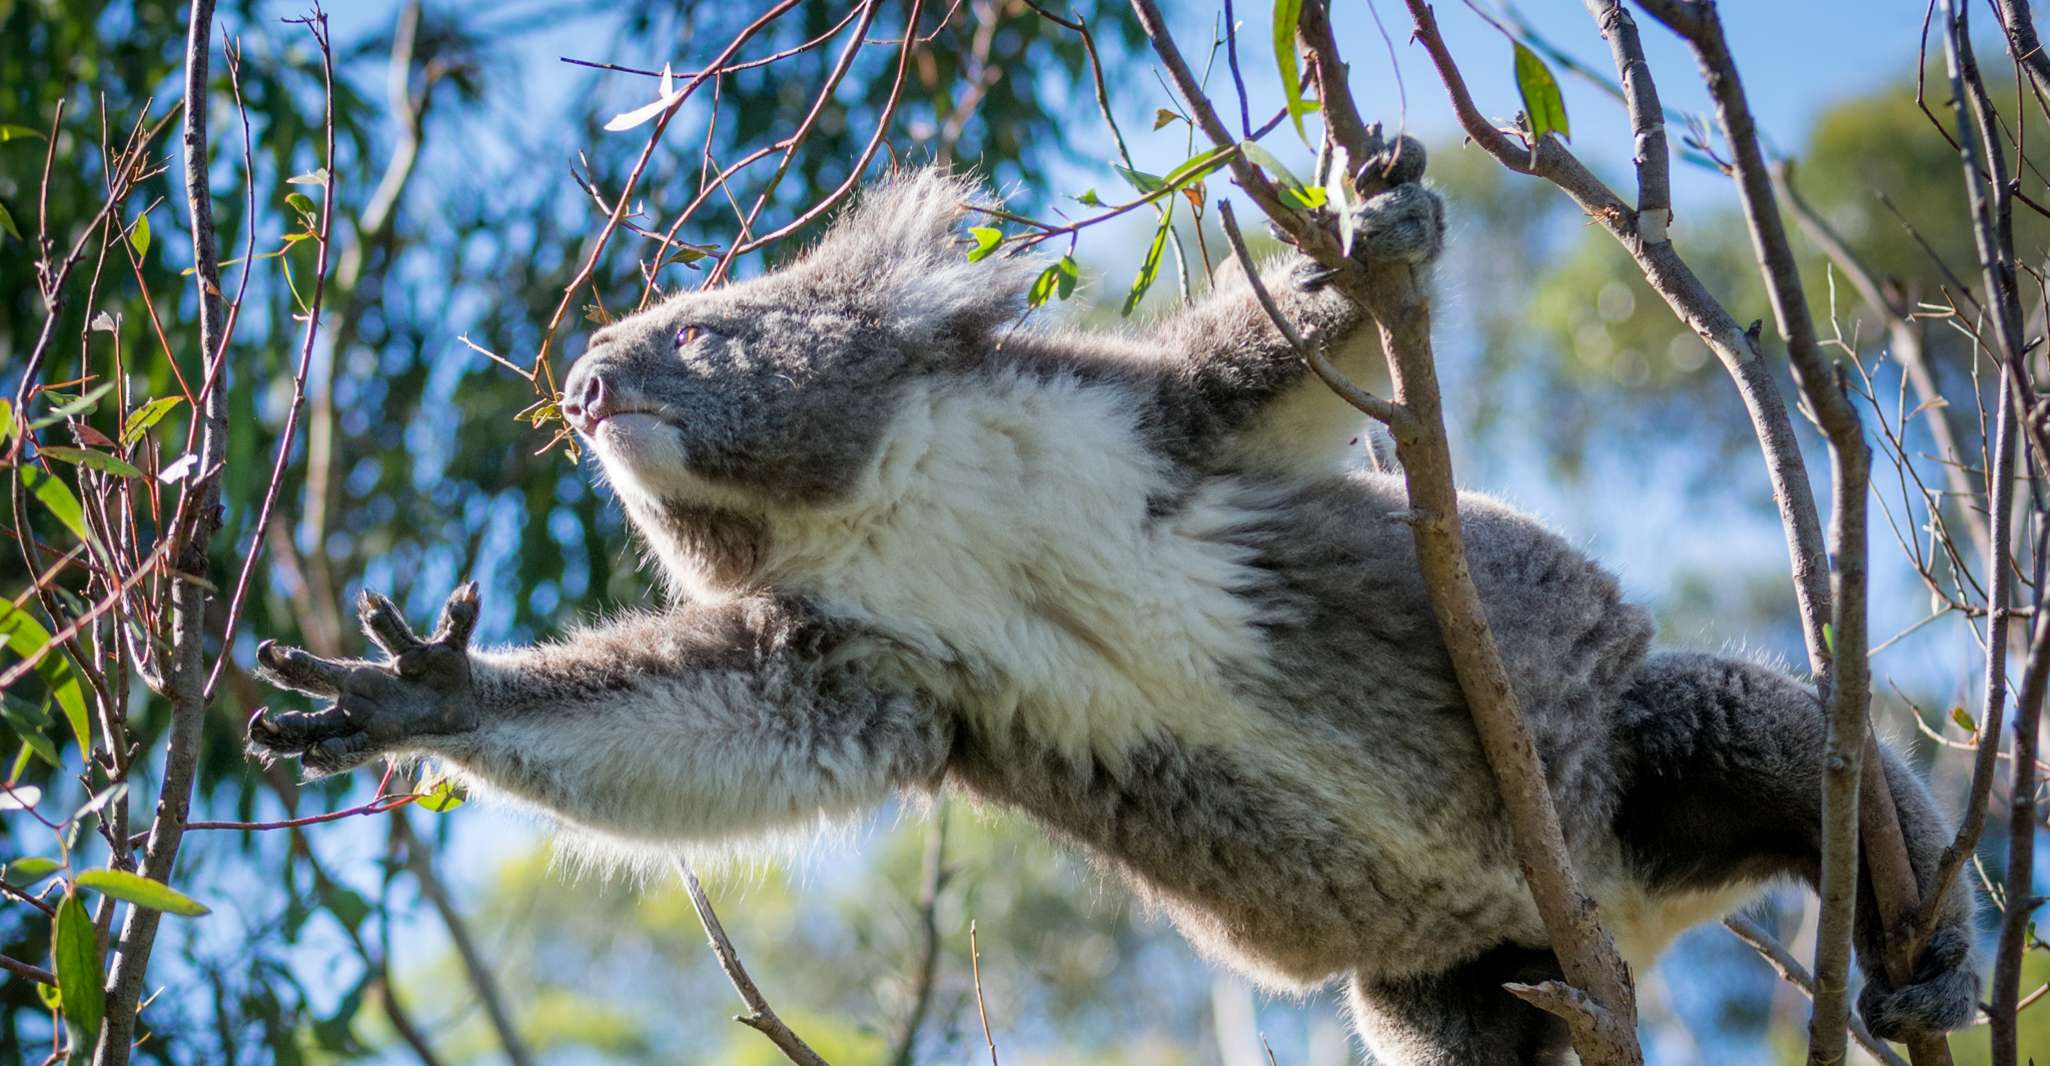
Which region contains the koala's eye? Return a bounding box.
[674,323,725,348]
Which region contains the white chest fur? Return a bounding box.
[770,372,1279,763]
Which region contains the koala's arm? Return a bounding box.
[1147,141,1441,472]
[246,587,951,844]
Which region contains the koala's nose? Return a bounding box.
[560,360,616,437]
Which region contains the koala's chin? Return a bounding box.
[585,413,688,487]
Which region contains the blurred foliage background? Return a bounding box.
[1,0,2045,1063]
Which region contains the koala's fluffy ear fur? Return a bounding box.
[793,167,1042,341]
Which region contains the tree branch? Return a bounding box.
[96,5,232,1060]
[672,857,831,1066]
[1722,915,1909,1066]
[1135,3,1644,1060]
[1400,0,1834,675]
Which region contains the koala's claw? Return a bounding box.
[247,584,484,778]
[253,640,355,697]
[1855,926,1982,1040]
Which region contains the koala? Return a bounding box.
[248,157,1979,1064]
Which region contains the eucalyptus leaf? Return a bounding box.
[416,776,467,813]
[76,869,212,917]
[31,382,116,428]
[19,465,91,545]
[967,226,1004,262]
[1513,43,1570,142]
[38,446,146,479]
[1273,0,1308,142]
[6,856,61,883]
[128,213,150,257]
[55,892,105,1050]
[0,593,90,752]
[120,396,184,446]
[1122,203,1175,317]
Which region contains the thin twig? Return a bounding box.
[1722,916,1910,1066]
[969,920,998,1066]
[671,857,831,1066]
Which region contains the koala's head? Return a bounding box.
[559,169,1037,589]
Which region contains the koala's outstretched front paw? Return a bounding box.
[1855,925,1981,1040]
[247,584,482,777]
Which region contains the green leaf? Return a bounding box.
[416,776,467,814]
[1159,144,1236,190]
[0,398,13,446]
[1950,706,1977,734]
[75,869,211,917]
[31,382,116,428]
[1821,621,1835,654]
[54,891,105,1049]
[36,980,61,1012]
[1074,188,1102,207]
[0,593,89,753]
[1239,141,1327,209]
[286,167,330,186]
[1513,42,1570,142]
[128,214,150,258]
[1153,108,1183,130]
[0,124,48,143]
[1273,0,1308,142]
[0,200,19,243]
[20,465,91,546]
[966,226,1004,263]
[1114,165,1164,194]
[1054,254,1079,300]
[6,857,61,883]
[120,396,184,446]
[1,694,59,768]
[38,447,145,479]
[1122,203,1175,317]
[284,192,315,216]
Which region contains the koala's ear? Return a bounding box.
[795,167,1041,340]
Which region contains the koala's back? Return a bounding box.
[944,469,1655,987]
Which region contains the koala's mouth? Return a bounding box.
[589,410,673,440]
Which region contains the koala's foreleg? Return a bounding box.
[1614,651,1982,1042]
[1151,138,1443,472]
[248,587,951,844]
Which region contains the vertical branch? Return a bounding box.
[1912,366,2015,954]
[1938,7,2050,1054]
[1592,3,1941,1060]
[1158,2,1643,1058]
[1992,571,2050,1064]
[96,3,230,1061]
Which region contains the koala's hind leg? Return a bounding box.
[1348,944,1574,1066]
[1614,651,1982,1042]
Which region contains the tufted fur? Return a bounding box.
[250,163,1980,1063]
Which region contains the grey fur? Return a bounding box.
[249,164,1978,1063]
